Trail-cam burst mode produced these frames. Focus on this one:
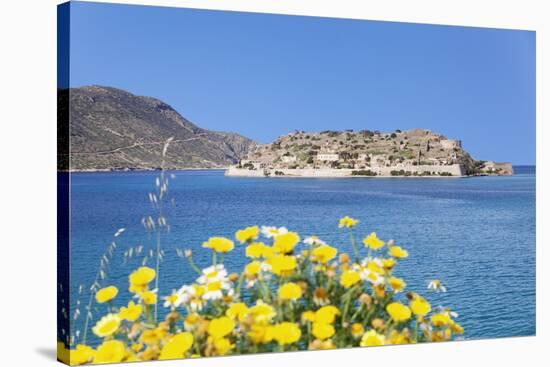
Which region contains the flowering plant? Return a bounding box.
[59,217,463,365]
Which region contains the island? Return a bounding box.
[225,129,513,178]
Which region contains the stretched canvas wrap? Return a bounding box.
[57,1,536,365]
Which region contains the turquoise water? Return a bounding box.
[68,166,535,342]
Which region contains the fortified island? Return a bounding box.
[225,129,513,178]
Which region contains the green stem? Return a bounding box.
[349,229,360,263]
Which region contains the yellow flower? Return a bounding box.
[388,277,407,292]
[301,310,316,323]
[366,261,385,274]
[95,286,118,304]
[226,302,249,321]
[70,344,94,365]
[184,313,201,331]
[202,237,235,253]
[93,340,126,364]
[431,313,452,327]
[248,324,274,344]
[311,245,338,264]
[57,341,70,365]
[389,246,408,259]
[309,339,336,350]
[278,282,303,301]
[340,270,361,288]
[129,266,156,287]
[245,261,261,277]
[272,322,302,345]
[207,316,235,339]
[363,232,385,250]
[131,343,144,353]
[450,321,464,334]
[140,328,166,345]
[410,297,431,317]
[245,242,271,258]
[159,332,194,360]
[315,306,340,324]
[213,337,234,356]
[273,232,300,254]
[92,313,121,338]
[351,323,364,338]
[338,216,359,228]
[248,300,276,324]
[119,301,143,321]
[141,291,157,305]
[386,302,412,323]
[360,330,386,347]
[235,226,260,243]
[382,258,396,270]
[268,255,297,276]
[312,322,335,340]
[389,329,411,344]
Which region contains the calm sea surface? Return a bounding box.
[69,166,535,342]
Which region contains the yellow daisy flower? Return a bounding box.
[363,232,385,250]
[278,282,303,301]
[92,313,121,338]
[312,322,335,340]
[389,246,409,258]
[386,302,412,322]
[93,340,126,364]
[340,270,361,288]
[119,301,143,321]
[159,332,194,360]
[95,286,118,304]
[235,226,260,243]
[311,244,338,264]
[273,232,300,254]
[272,322,301,345]
[360,330,386,347]
[202,237,235,253]
[338,216,359,228]
[207,316,235,339]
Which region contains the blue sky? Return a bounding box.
[68,1,535,164]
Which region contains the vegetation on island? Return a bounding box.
[236,129,513,177]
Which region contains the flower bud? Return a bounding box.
[297,280,309,293]
[339,253,350,264]
[374,285,386,298]
[371,318,385,330]
[166,311,179,323]
[359,293,372,306]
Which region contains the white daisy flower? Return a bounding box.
[163,290,180,308]
[189,298,205,312]
[428,279,447,292]
[363,270,385,285]
[261,226,288,238]
[202,279,231,301]
[196,264,228,285]
[174,285,195,305]
[303,236,327,246]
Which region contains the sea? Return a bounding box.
[66,166,536,343]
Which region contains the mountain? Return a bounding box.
[58,86,256,171]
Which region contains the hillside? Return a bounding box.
[229,129,512,177]
[58,86,256,171]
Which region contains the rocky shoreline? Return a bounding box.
[225,164,514,178]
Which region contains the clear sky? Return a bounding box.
[68,1,536,165]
